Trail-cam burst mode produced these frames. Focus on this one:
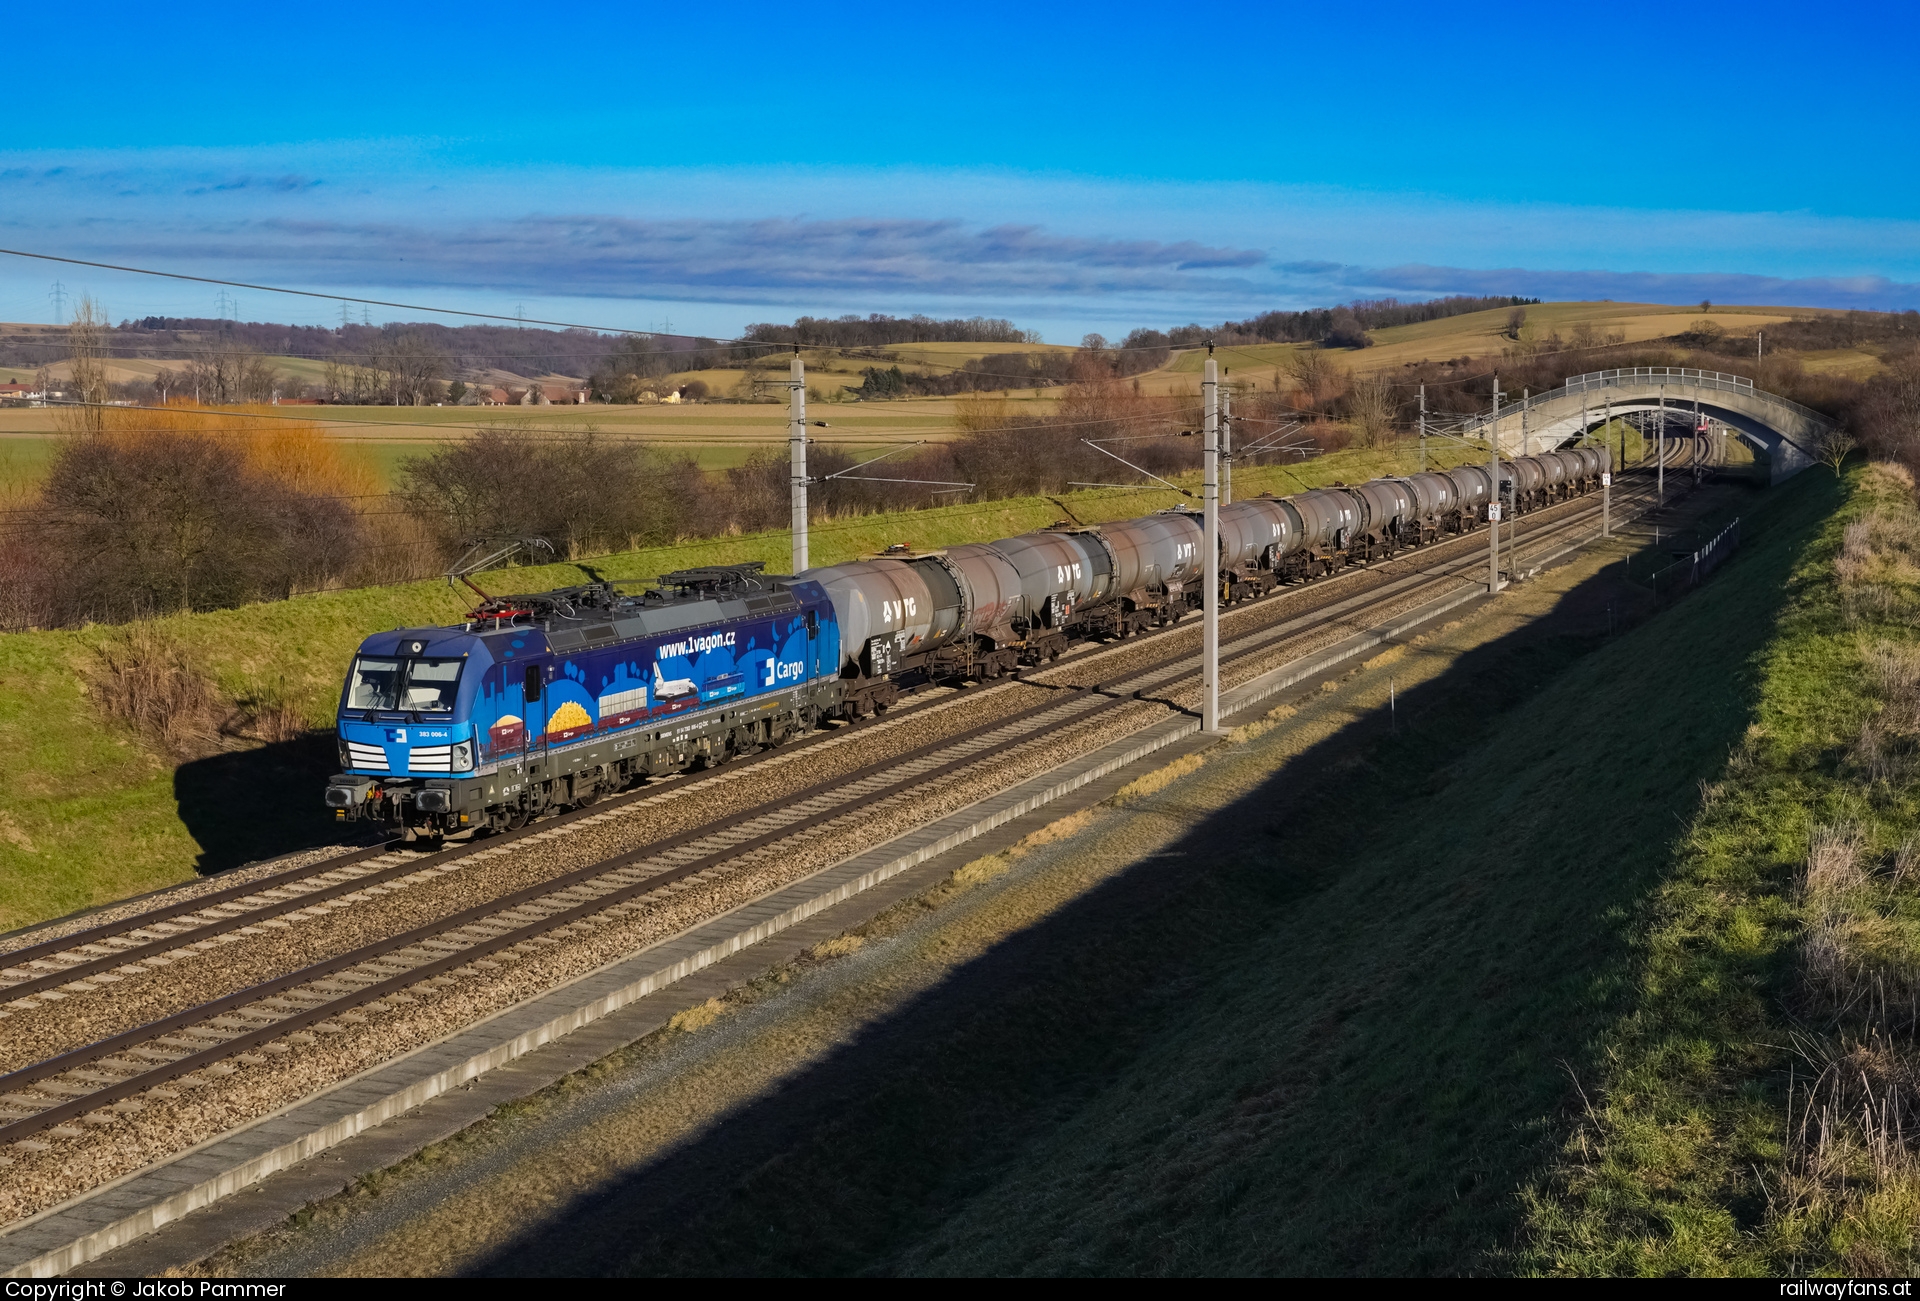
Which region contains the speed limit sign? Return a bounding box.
[1487,503,1503,522]
[1601,472,1612,486]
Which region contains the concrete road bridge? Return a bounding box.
[1457,367,1835,484]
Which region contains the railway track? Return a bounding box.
[0,456,1691,1206]
[0,454,1685,995]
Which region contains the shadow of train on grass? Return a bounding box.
[173,729,350,874]
[448,473,1828,1277]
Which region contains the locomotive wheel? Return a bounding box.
[505,807,529,830]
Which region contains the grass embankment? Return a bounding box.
[294,461,1826,1275]
[0,440,1484,933]
[1525,459,1920,1275]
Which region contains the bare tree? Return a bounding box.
[1281,349,1345,408]
[67,295,111,429]
[1346,376,1397,449]
[181,344,277,404]
[1506,306,1528,339]
[371,332,447,405]
[1815,425,1857,478]
[323,358,381,403]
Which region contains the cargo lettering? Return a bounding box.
[761,658,806,686]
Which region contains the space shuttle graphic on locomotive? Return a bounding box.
[326,445,1610,836]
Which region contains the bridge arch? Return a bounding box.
[1461,368,1833,484]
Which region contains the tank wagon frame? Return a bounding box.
[326,447,1610,836]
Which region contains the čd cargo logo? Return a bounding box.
[761,657,805,686]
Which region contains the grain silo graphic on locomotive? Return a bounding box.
[326,447,1609,836]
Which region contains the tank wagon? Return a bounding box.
[327,446,1610,835]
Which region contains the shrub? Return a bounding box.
[38,407,365,621]
[398,425,710,559]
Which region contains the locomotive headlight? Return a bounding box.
[338,740,351,768]
[450,740,473,772]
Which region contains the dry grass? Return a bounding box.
[666,998,727,1035]
[1852,642,1920,781]
[1767,467,1920,1268]
[1835,464,1920,626]
[81,621,314,761]
[1776,1037,1920,1276]
[1110,752,1207,807]
[81,622,229,760]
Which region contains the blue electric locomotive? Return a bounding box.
[326,564,841,836]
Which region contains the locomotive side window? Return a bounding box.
[347,658,403,710]
[403,658,463,712]
[523,664,542,702]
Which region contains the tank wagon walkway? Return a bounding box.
[1460,367,1833,484]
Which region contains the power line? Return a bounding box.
[0,246,728,342]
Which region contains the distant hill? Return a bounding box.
[0,317,674,381]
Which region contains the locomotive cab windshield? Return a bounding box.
[345,655,465,714]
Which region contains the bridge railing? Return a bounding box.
[1457,366,1831,436]
[1565,366,1752,395]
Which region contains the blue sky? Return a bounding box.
[2,0,1915,341]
